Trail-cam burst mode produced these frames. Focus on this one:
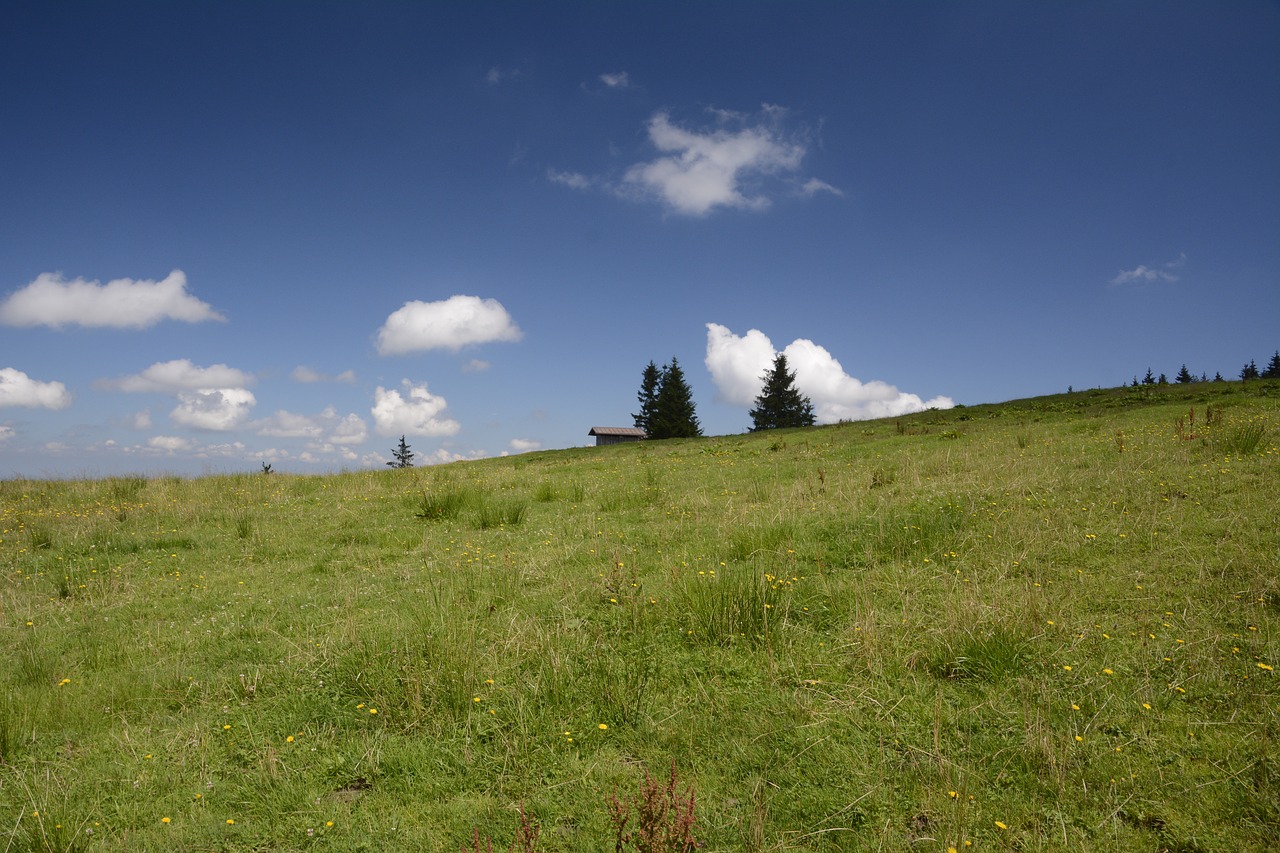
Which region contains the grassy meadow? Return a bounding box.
[2,381,1278,852]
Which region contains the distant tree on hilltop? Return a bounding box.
[648,357,701,440]
[1241,360,1260,380]
[387,435,414,468]
[1175,364,1194,384]
[750,353,815,431]
[632,361,662,435]
[1263,351,1280,379]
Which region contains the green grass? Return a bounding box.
[1,380,1278,851]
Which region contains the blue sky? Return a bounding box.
[2,1,1277,477]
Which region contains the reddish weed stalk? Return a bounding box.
[607,760,699,853]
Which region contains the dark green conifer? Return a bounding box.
[749,353,816,431]
[632,361,661,436]
[649,357,701,439]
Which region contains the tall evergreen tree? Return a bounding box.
[387,435,414,468]
[632,360,661,435]
[1175,364,1194,384]
[1241,360,1260,380]
[649,357,701,440]
[749,353,816,431]
[1142,368,1156,385]
[1263,351,1280,379]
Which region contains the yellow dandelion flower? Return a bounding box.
[161,817,171,824]
[995,821,1008,830]
[286,735,294,743]
[1258,663,1274,671]
[369,708,378,715]
[598,723,608,730]
[226,819,236,825]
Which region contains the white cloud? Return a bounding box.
[148,435,194,452]
[547,169,593,190]
[0,425,14,444]
[0,270,224,329]
[600,71,630,88]
[292,366,356,384]
[256,410,324,439]
[1111,253,1186,285]
[620,110,806,216]
[508,438,541,453]
[170,388,256,431]
[371,381,461,437]
[0,367,73,409]
[801,178,843,197]
[131,410,153,429]
[102,359,253,393]
[327,412,368,445]
[704,323,954,423]
[375,295,522,355]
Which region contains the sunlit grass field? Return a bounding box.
[2,381,1278,852]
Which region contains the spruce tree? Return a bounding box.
[1142,368,1155,385]
[1175,364,1194,384]
[749,353,816,431]
[632,361,661,436]
[1263,351,1280,379]
[649,358,701,439]
[387,435,414,468]
[1241,360,1260,380]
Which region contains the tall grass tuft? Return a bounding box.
[676,563,779,645]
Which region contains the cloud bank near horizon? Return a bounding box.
[704,323,954,422]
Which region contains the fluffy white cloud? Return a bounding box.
[621,111,806,216]
[0,425,15,444]
[600,71,630,88]
[255,407,367,445]
[371,381,460,437]
[148,435,194,452]
[256,410,324,439]
[0,270,224,329]
[1111,253,1186,285]
[102,359,253,393]
[704,324,954,423]
[0,367,73,409]
[170,388,256,431]
[508,438,541,453]
[326,411,368,445]
[375,295,522,355]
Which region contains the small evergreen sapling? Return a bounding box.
[388,435,415,468]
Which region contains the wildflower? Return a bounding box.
[1142,703,1152,710]
[598,723,608,730]
[161,817,171,824]
[995,821,1008,830]
[227,819,236,825]
[1102,669,1113,675]
[1075,735,1083,742]
[948,790,957,798]
[1062,665,1072,671]
[369,708,378,715]
[286,736,294,743]
[326,821,334,827]
[1258,663,1274,671]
